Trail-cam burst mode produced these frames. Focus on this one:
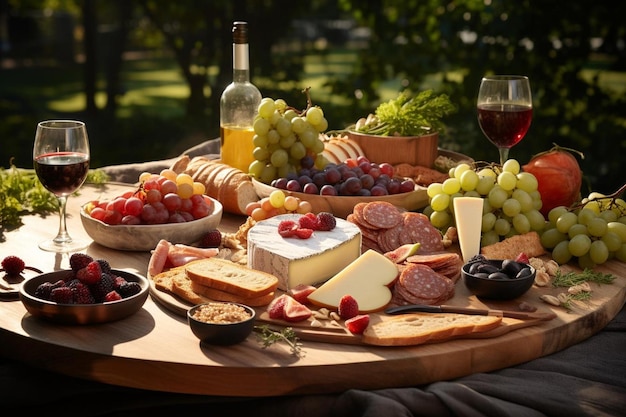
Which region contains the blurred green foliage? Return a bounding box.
[1,0,624,195]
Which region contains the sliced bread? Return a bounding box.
[185,258,279,298]
[189,281,274,307]
[151,265,212,305]
[361,313,503,346]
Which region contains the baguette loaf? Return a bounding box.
[169,156,258,215]
[481,231,545,260]
[361,313,502,346]
[185,258,279,298]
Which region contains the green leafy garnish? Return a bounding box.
[0,161,108,238]
[254,325,304,358]
[355,90,456,137]
[552,268,615,287]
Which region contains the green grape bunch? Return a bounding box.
[423,159,545,248]
[541,189,626,268]
[248,91,329,184]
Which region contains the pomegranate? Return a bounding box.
[522,145,583,218]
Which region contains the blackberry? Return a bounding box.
[65,278,82,289]
[89,273,115,303]
[96,259,112,275]
[72,282,95,304]
[69,253,93,272]
[50,286,74,304]
[34,282,55,300]
[117,281,142,298]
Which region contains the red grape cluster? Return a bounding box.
[270,156,416,197]
[85,169,213,225]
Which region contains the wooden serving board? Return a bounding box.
[149,280,552,346]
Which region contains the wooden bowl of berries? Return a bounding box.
[252,156,429,219]
[19,254,149,324]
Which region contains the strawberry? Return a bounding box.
[338,294,359,320]
[345,314,370,334]
[294,228,313,239]
[515,252,530,264]
[298,212,320,230]
[278,220,299,238]
[267,294,288,319]
[316,212,336,231]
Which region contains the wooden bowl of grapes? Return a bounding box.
[80,197,223,251]
[252,158,429,219]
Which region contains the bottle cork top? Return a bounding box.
[232,21,248,44]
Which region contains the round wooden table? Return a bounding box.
[1,183,624,396]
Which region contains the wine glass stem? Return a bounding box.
[53,196,72,244]
[498,147,510,165]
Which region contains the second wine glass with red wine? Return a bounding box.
[33,120,91,252]
[477,75,532,164]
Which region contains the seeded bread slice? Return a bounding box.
[185,258,279,298]
[480,231,545,260]
[362,313,502,346]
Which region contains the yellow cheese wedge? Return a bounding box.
[307,249,399,312]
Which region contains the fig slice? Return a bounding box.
[384,243,421,264]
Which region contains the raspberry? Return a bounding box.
[72,282,95,304]
[1,256,25,276]
[117,281,142,298]
[50,286,74,304]
[294,228,314,239]
[298,212,320,230]
[89,273,115,303]
[77,261,102,285]
[69,253,93,272]
[345,314,370,335]
[200,229,222,248]
[278,220,299,238]
[316,212,336,231]
[338,294,359,320]
[96,259,112,275]
[104,291,122,302]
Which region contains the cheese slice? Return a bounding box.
[453,197,484,263]
[307,249,399,312]
[247,214,362,290]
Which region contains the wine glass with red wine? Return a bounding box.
[477,75,532,165]
[33,120,90,252]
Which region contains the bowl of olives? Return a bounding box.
[462,256,536,300]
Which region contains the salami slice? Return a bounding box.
[400,212,444,253]
[378,223,403,253]
[362,201,403,229]
[397,264,455,302]
[406,252,461,269]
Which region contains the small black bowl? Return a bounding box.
[462,259,535,300]
[187,302,256,345]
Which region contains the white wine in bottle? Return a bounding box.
[220,21,262,173]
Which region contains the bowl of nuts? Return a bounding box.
[462,256,536,300]
[187,302,256,345]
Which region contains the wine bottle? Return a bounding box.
[220,21,262,173]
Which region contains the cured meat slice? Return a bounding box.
[393,264,455,305]
[362,201,403,229]
[399,212,444,253]
[406,252,461,268]
[378,223,402,253]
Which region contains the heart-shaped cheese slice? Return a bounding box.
[307,250,399,312]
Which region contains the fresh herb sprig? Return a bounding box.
[552,268,615,288]
[1,161,108,236]
[254,325,304,358]
[355,90,456,137]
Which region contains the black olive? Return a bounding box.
[502,259,523,276]
[474,272,490,279]
[488,271,509,280]
[515,267,532,279]
[469,262,481,275]
[477,263,499,274]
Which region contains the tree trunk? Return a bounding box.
[82,0,97,117]
[104,0,132,117]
